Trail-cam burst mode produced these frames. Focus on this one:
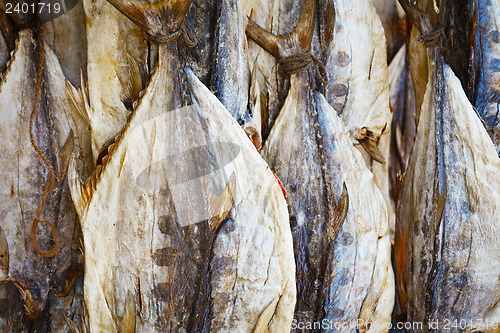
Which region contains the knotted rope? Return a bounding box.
[146,24,197,48]
[278,52,327,85]
[417,27,446,48]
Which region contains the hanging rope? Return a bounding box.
[29,24,60,258]
[417,27,446,48]
[146,23,197,48]
[278,52,328,85]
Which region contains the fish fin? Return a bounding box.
[58,130,74,179]
[397,0,425,33]
[68,157,95,218]
[322,0,335,48]
[245,18,282,59]
[65,73,91,124]
[64,315,81,333]
[118,53,143,110]
[328,183,349,241]
[106,0,193,38]
[293,0,315,51]
[118,292,136,333]
[253,296,280,333]
[208,172,236,233]
[0,226,8,281]
[246,0,316,58]
[356,128,386,165]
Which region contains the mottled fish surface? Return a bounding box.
[396,49,500,332]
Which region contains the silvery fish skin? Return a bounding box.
[212,0,250,125]
[81,0,149,161]
[69,1,295,331]
[474,0,500,156]
[325,0,391,164]
[0,28,82,325]
[249,1,394,329]
[395,48,500,331]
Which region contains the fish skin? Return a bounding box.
[386,45,416,243]
[43,0,87,88]
[212,0,250,125]
[0,28,83,327]
[474,0,500,156]
[243,0,309,142]
[325,0,391,162]
[69,2,295,330]
[82,0,149,161]
[371,0,406,62]
[396,48,500,330]
[250,1,394,328]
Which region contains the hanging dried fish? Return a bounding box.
[69,0,295,331]
[474,0,500,155]
[0,18,83,329]
[73,0,149,162]
[325,0,391,164]
[396,2,500,329]
[371,0,406,62]
[248,0,394,329]
[386,45,416,242]
[211,0,263,149]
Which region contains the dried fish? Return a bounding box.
[325,0,391,164]
[79,0,149,161]
[248,0,394,329]
[395,3,500,328]
[0,23,82,328]
[474,0,500,155]
[371,0,406,62]
[69,0,295,331]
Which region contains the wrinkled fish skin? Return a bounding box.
[371,0,406,62]
[0,10,17,77]
[396,47,500,331]
[325,0,391,161]
[83,0,149,161]
[474,0,500,155]
[70,1,295,331]
[0,27,82,328]
[250,0,394,329]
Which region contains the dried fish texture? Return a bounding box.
[371,0,406,62]
[43,1,87,87]
[68,47,295,332]
[325,0,391,163]
[396,49,500,331]
[69,1,295,330]
[0,27,82,323]
[474,0,500,155]
[0,10,16,77]
[243,0,309,140]
[250,0,393,329]
[82,0,149,160]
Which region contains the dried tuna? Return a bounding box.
[325,0,391,164]
[248,0,394,329]
[371,0,406,62]
[68,0,295,331]
[0,18,83,329]
[396,2,500,329]
[474,0,500,155]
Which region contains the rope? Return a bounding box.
[417,27,446,48]
[146,24,197,48]
[29,25,60,258]
[278,52,327,85]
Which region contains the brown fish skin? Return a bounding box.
[396,3,500,328]
[0,25,83,329]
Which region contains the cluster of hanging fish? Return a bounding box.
[0,0,498,332]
